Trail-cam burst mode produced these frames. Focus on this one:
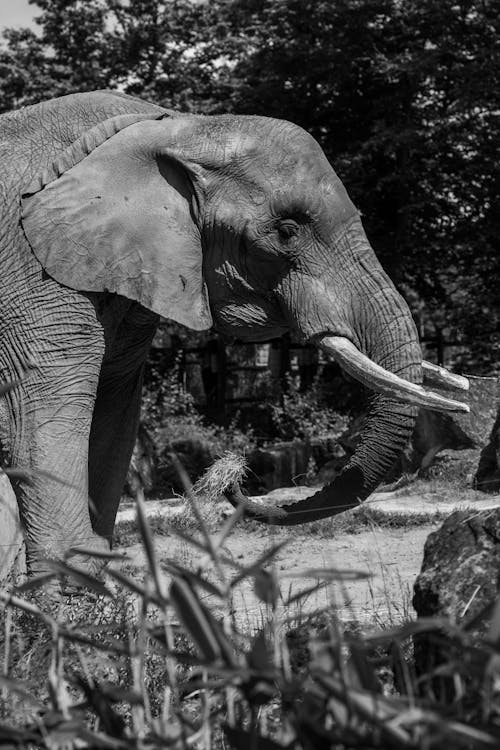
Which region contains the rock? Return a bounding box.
[473,392,500,491]
[413,509,500,627]
[0,470,24,583]
[425,448,480,484]
[340,375,499,480]
[246,441,311,493]
[412,508,500,700]
[124,423,157,496]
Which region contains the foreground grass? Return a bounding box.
[1,467,500,748]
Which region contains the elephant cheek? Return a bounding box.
[212,300,287,340]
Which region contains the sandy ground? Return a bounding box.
[117,523,434,631]
[114,487,500,632]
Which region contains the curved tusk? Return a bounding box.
[320,336,470,414]
[422,361,469,391]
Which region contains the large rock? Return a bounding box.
[338,375,499,480]
[0,470,24,582]
[412,508,500,699]
[474,393,500,491]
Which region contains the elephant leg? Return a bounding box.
[2,297,107,577]
[88,304,158,543]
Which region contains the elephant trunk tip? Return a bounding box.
[223,466,366,526]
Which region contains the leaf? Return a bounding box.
[170,575,235,665]
[224,725,290,750]
[280,566,370,581]
[247,630,274,672]
[13,573,57,594]
[213,501,247,550]
[0,676,41,707]
[162,560,225,599]
[135,487,164,600]
[230,540,289,589]
[75,726,128,750]
[167,526,244,570]
[254,568,280,607]
[73,675,128,738]
[5,466,78,489]
[66,547,129,562]
[105,567,150,599]
[364,616,459,644]
[60,630,129,654]
[0,722,39,743]
[283,580,329,607]
[45,560,114,598]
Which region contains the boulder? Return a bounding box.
[408,374,498,475]
[474,393,500,491]
[339,375,499,480]
[413,508,500,628]
[412,508,500,699]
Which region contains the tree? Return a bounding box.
[1,0,498,369]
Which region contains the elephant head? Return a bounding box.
[20,108,467,525]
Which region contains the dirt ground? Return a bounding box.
[115,487,500,632]
[116,522,435,631]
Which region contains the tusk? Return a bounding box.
[422,361,469,391]
[320,336,469,414]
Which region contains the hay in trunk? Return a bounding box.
[192,452,247,507]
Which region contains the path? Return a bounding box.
[114,487,500,631]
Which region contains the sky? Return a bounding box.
[0,0,38,32]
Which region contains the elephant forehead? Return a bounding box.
[269,170,357,229]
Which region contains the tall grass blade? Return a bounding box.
[224,725,289,749]
[230,540,289,589]
[45,560,114,598]
[135,487,164,600]
[169,452,226,583]
[66,547,129,562]
[170,575,235,666]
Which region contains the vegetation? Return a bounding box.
[0,4,498,744]
[1,484,500,748]
[270,374,349,443]
[1,0,499,370]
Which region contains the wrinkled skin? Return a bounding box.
[0,91,438,579]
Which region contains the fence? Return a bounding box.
[150,331,469,419]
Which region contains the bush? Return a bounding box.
[141,357,255,493]
[271,374,348,442]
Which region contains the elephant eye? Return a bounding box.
[277,219,300,240]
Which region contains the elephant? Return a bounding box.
[0,90,468,579]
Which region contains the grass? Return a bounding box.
[115,497,448,545]
[2,457,500,747]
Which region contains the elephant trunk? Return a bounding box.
[224,220,467,524]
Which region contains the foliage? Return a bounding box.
[1,0,498,369]
[271,374,348,442]
[2,484,500,747]
[140,356,255,493]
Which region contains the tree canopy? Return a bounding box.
[1,0,498,370]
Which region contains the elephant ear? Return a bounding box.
[21,114,213,330]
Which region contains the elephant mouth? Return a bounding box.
[318,335,469,413]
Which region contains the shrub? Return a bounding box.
[271,374,348,442]
[141,356,256,493]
